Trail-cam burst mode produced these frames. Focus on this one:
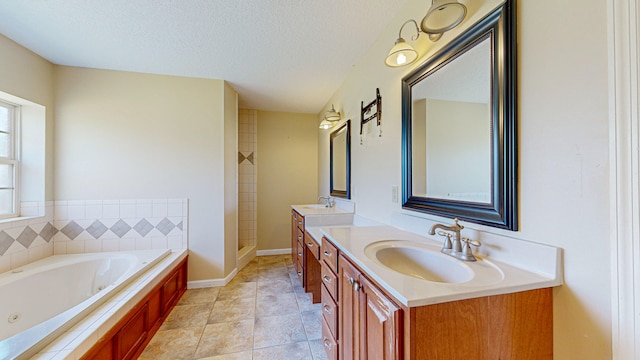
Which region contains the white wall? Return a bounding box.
[54,67,237,281]
[318,0,611,358]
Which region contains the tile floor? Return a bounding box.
[139,255,328,360]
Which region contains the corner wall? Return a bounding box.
[53,67,233,281]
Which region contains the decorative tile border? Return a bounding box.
[0,199,189,273]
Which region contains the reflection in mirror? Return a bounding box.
[330,120,351,198]
[402,1,517,230]
[411,38,492,203]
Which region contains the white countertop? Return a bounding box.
[291,204,354,216]
[312,225,562,308]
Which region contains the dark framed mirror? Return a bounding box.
[401,1,517,230]
[330,120,351,198]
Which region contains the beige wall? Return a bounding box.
[318,0,611,358]
[257,111,317,251]
[53,67,236,280]
[0,34,55,201]
[223,82,238,274]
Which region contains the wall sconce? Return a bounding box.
[385,0,467,67]
[319,104,341,129]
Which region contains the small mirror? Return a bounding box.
[330,120,351,198]
[402,2,517,230]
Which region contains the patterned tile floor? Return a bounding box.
[139,255,328,360]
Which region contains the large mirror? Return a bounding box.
[401,1,517,230]
[330,120,351,198]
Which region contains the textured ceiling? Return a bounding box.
[0,0,409,114]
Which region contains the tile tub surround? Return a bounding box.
[0,201,55,273]
[139,255,328,360]
[52,199,188,255]
[0,199,188,273]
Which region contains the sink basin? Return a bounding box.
[364,240,504,284]
[301,204,330,209]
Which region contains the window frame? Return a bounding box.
[0,100,20,219]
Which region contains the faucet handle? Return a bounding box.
[437,231,453,251]
[461,237,481,247]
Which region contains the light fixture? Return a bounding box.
[319,104,341,129]
[324,104,341,122]
[384,0,467,67]
[385,20,420,67]
[420,0,467,40]
[319,119,333,129]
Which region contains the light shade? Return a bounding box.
[385,38,419,67]
[319,119,333,129]
[325,105,341,122]
[421,0,467,35]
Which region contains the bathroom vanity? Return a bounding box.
[304,222,560,360]
[290,205,355,303]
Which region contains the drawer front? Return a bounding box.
[322,317,339,360]
[321,283,339,339]
[296,260,304,286]
[321,237,338,273]
[296,240,304,265]
[321,261,338,301]
[296,228,304,245]
[296,213,305,230]
[304,232,320,260]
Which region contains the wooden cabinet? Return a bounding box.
[291,209,323,303]
[82,256,188,360]
[321,236,553,360]
[338,253,402,360]
[291,210,305,287]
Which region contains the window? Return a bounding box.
[0,100,19,218]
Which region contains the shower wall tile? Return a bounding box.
[0,198,189,272]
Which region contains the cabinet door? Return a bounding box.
[359,276,402,360]
[291,211,297,264]
[338,254,361,360]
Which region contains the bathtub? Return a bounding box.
[0,249,172,360]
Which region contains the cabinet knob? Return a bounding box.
[323,275,332,284]
[298,252,302,257]
[348,277,361,292]
[323,250,332,257]
[323,304,332,314]
[307,242,313,248]
[323,338,332,350]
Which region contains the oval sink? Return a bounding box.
[301,204,329,209]
[364,240,504,285]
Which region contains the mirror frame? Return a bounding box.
[330,119,351,199]
[401,1,517,230]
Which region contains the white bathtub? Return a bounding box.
[0,249,172,360]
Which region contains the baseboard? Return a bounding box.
[256,248,291,256]
[187,267,238,289]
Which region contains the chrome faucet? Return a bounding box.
[428,218,480,261]
[317,196,335,207]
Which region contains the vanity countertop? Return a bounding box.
[291,204,353,216]
[311,224,562,308]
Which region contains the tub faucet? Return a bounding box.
[318,196,335,207]
[428,218,480,261]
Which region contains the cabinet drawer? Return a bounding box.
[322,316,339,360]
[296,240,304,265]
[296,260,304,286]
[296,213,305,230]
[304,231,320,260]
[296,228,304,244]
[321,261,338,301]
[321,284,338,339]
[321,237,338,273]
